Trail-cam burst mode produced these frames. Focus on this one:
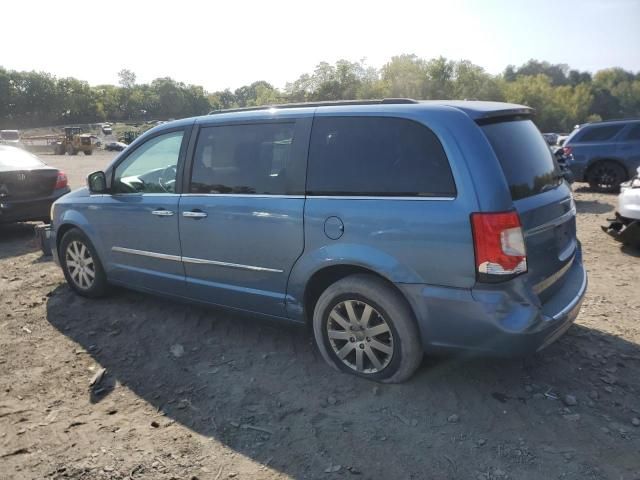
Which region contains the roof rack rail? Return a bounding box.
[208,98,418,115]
[588,117,640,124]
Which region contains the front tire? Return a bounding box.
[59,228,108,298]
[312,274,423,383]
[587,161,626,193]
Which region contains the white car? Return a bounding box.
[602,167,640,247]
[0,130,23,148]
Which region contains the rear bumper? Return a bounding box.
[398,253,588,356]
[0,189,69,223]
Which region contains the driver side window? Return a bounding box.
[113,131,184,194]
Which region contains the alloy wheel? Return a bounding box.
[326,299,394,374]
[591,164,620,191]
[65,240,95,290]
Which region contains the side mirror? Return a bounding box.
[87,171,108,193]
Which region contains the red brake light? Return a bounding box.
[471,211,527,282]
[55,171,68,189]
[562,146,572,156]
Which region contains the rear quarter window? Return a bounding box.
[623,124,640,141]
[574,124,625,142]
[481,119,561,201]
[307,116,456,197]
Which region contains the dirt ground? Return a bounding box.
[1,152,639,479]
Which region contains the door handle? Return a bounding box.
[182,210,208,219]
[151,209,175,216]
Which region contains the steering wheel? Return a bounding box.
[158,164,177,192]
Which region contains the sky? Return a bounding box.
[2,0,639,92]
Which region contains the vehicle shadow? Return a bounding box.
[45,285,640,479]
[621,244,640,257]
[574,199,614,215]
[0,222,41,260]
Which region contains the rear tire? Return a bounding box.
[59,228,108,298]
[587,161,626,193]
[84,150,93,156]
[312,274,423,383]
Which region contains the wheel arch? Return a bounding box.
[55,223,79,254]
[54,210,104,259]
[286,243,424,322]
[300,264,417,327]
[585,157,630,182]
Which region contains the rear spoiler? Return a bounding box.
[475,107,535,125]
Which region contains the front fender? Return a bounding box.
[54,207,105,260]
[285,243,424,321]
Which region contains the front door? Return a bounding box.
[92,129,188,295]
[178,119,310,316]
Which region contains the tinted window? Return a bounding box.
[307,117,455,196]
[482,120,561,201]
[578,124,625,142]
[624,124,640,141]
[1,131,20,141]
[0,147,45,169]
[114,131,183,193]
[190,123,296,195]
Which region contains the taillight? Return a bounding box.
[471,211,527,282]
[562,146,573,156]
[55,171,68,189]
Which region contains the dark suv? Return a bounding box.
[564,119,640,192]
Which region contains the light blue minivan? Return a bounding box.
[49,99,587,383]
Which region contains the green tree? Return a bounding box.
[117,69,137,89]
[380,54,428,98]
[1,57,638,131]
[453,61,503,101]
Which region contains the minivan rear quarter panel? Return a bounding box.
[286,106,486,320]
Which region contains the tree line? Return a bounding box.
[1,57,638,132]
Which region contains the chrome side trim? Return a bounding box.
[111,246,283,273]
[181,194,304,199]
[182,256,283,273]
[525,205,577,237]
[112,246,181,262]
[112,193,178,197]
[532,255,575,295]
[180,194,454,201]
[307,196,456,201]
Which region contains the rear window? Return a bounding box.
[307,116,455,197]
[0,147,45,169]
[575,124,625,142]
[481,120,561,201]
[1,131,20,141]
